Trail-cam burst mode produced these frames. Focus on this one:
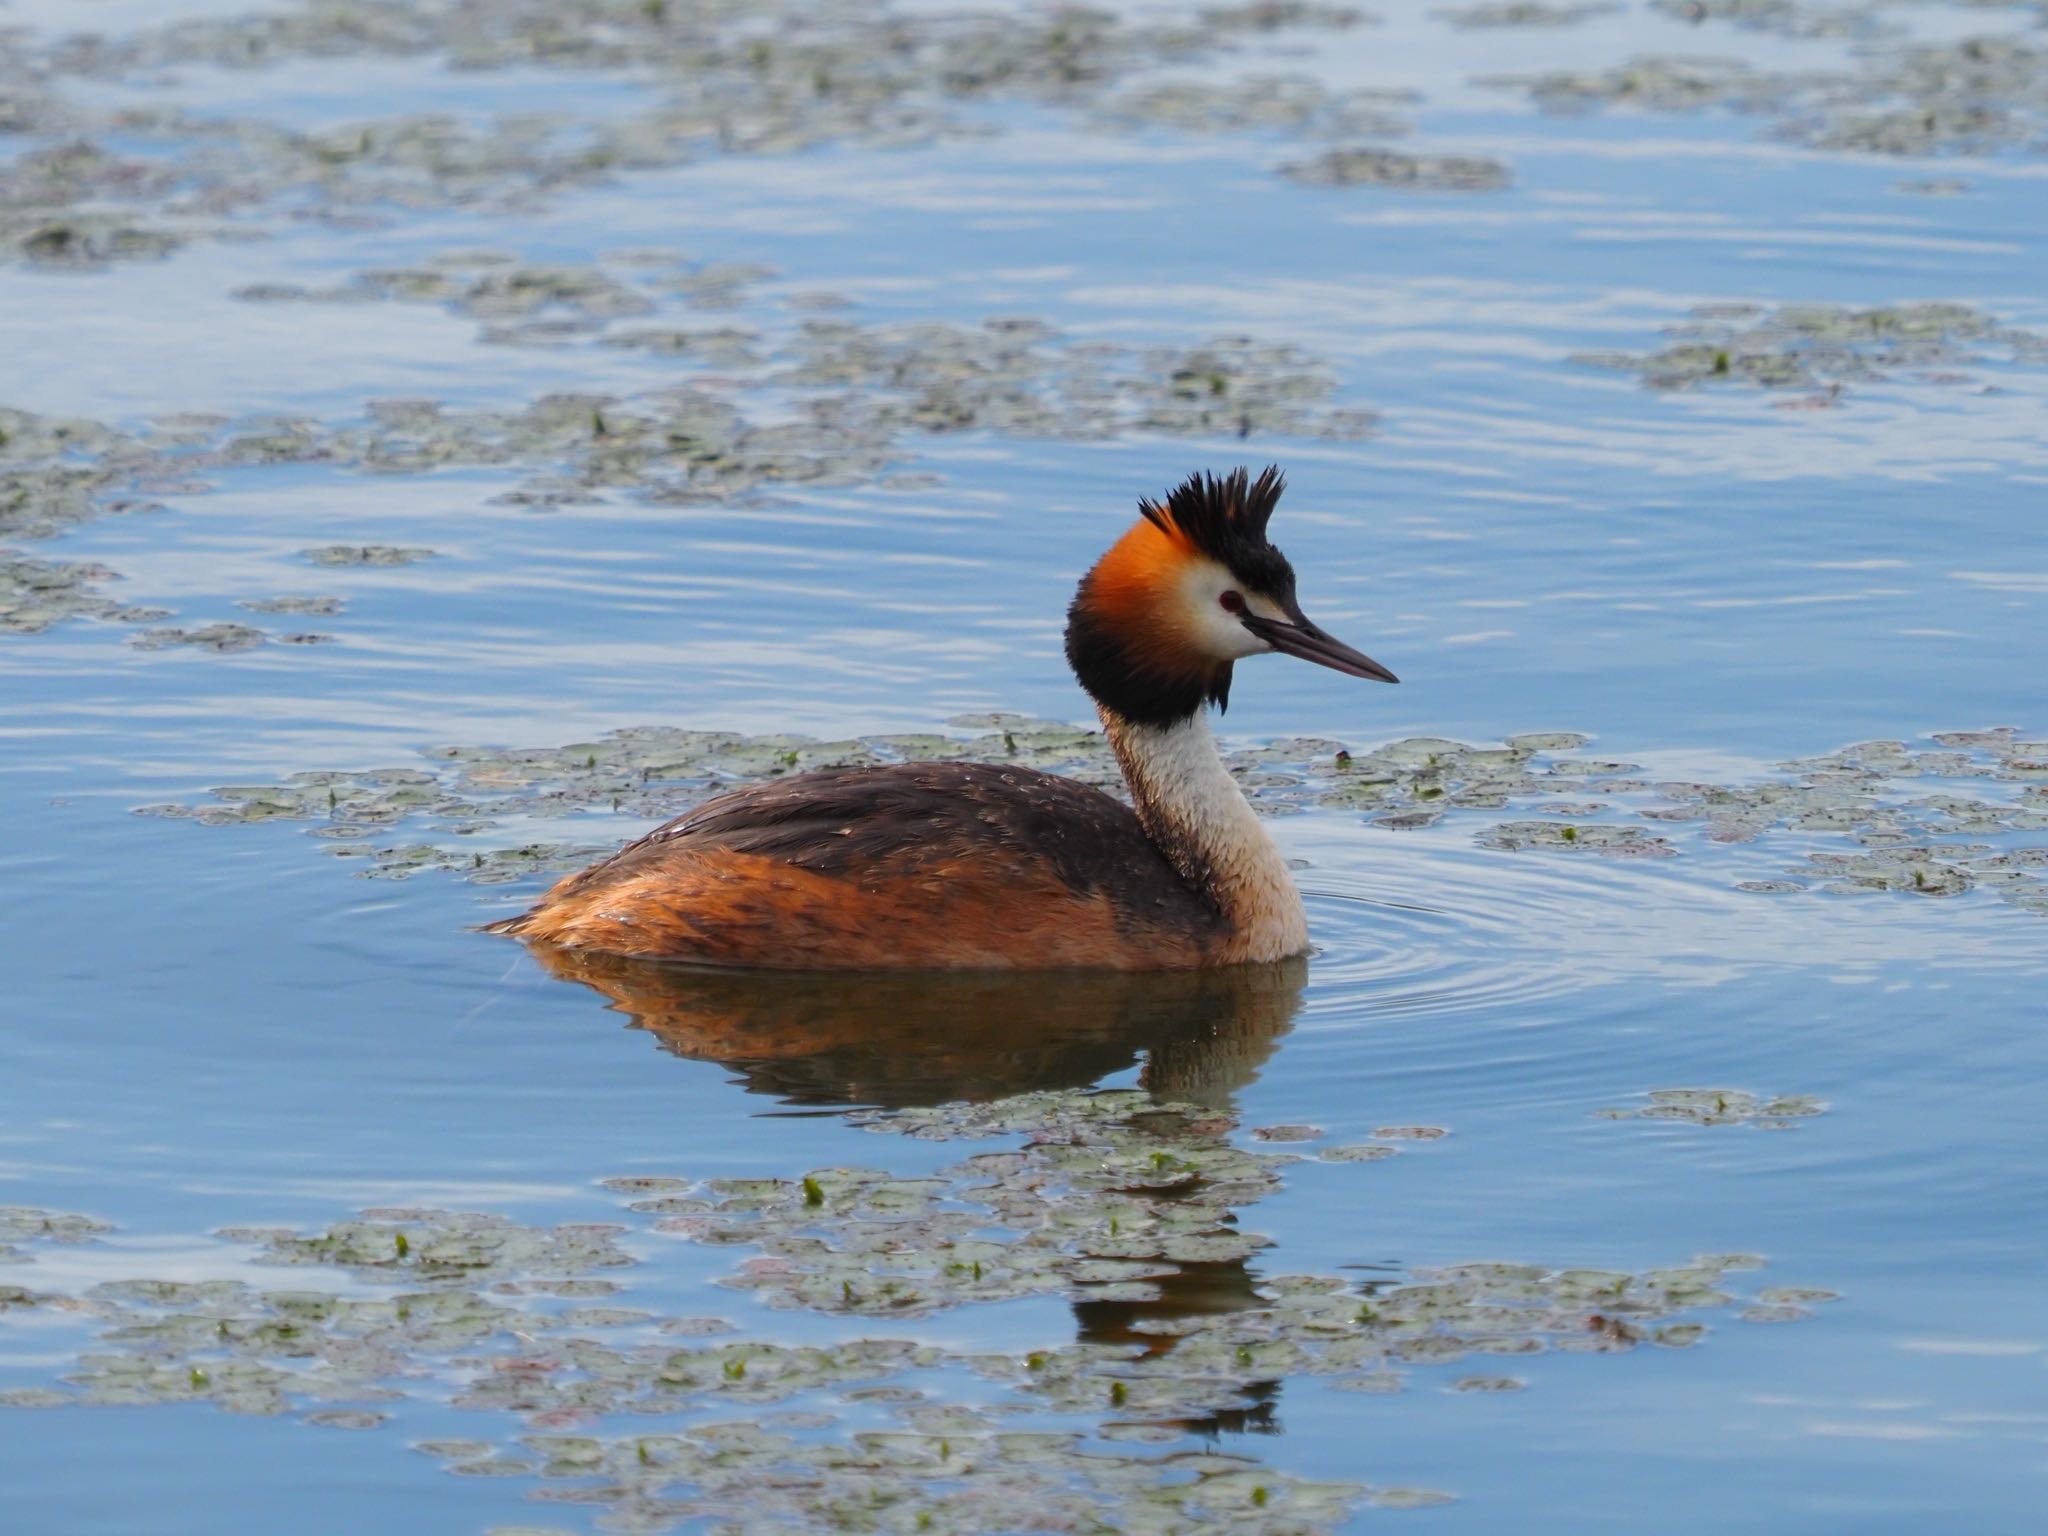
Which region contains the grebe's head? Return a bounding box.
[1064,466,1397,726]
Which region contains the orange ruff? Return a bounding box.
[498,849,1212,970]
[1084,520,1209,685]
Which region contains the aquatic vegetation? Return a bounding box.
[241,1207,637,1286]
[0,1090,1826,1530]
[1483,54,1803,114]
[0,139,202,270]
[1097,75,1413,138]
[1,0,2040,300]
[1488,29,2048,156]
[0,409,162,542]
[0,1205,116,1257]
[1572,301,2048,397]
[1647,0,1890,39]
[0,288,1375,642]
[299,544,437,566]
[236,255,668,345]
[1478,821,1675,857]
[661,1094,1303,1317]
[1281,146,1513,190]
[1596,1089,1828,1128]
[0,553,170,635]
[238,595,346,615]
[1436,2,1621,25]
[128,622,271,652]
[0,0,1444,274]
[249,282,1377,442]
[139,717,2048,917]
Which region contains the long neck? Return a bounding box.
[1101,708,1308,965]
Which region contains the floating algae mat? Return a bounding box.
[1485,30,2048,155]
[1593,1089,1827,1129]
[7,0,2037,281]
[0,1090,1832,1531]
[1280,147,1513,191]
[0,296,1375,644]
[0,0,1423,273]
[1572,302,2048,397]
[140,718,2048,918]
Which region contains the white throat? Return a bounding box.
[1101,709,1308,964]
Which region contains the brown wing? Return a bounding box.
[490,762,1226,969]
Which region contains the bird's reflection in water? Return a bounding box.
[525,945,1306,1112]
[523,944,1309,1437]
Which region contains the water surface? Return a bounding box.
[2,1,2045,1531]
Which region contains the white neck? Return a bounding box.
[1101,709,1308,965]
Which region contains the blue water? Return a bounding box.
[2,2,2046,1532]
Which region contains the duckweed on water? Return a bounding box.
[0,1205,116,1253]
[0,0,1438,273]
[1281,146,1513,191]
[1478,821,1675,857]
[1647,0,1889,40]
[0,289,1375,640]
[1097,76,1414,140]
[128,621,270,652]
[0,553,170,635]
[1489,31,2048,157]
[1436,2,1621,25]
[4,0,2041,288]
[238,595,346,615]
[1595,1089,1828,1128]
[1572,301,2048,397]
[300,544,437,567]
[140,717,2048,917]
[0,1090,1827,1530]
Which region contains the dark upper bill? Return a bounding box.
[1241,610,1399,684]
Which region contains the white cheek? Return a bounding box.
[1179,563,1273,660]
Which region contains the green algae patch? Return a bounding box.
[1647,0,1887,39]
[1438,2,1619,25]
[652,1094,1300,1318]
[238,596,346,616]
[0,294,1378,649]
[250,1209,636,1287]
[1572,302,2048,398]
[141,718,2048,919]
[1479,821,1675,858]
[0,1206,116,1251]
[0,0,1413,277]
[1596,1089,1828,1129]
[1488,32,2048,157]
[0,553,171,635]
[129,622,268,653]
[301,545,437,567]
[1098,75,1411,139]
[0,1088,1829,1532]
[1282,147,1512,191]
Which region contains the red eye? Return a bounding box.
[1219,590,1245,613]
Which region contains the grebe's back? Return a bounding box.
[487,761,1223,969]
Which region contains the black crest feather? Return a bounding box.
[1139,465,1296,598]
[1140,464,1283,543]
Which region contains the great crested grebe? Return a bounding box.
[488,466,1396,970]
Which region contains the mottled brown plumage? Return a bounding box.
[487,762,1226,968]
